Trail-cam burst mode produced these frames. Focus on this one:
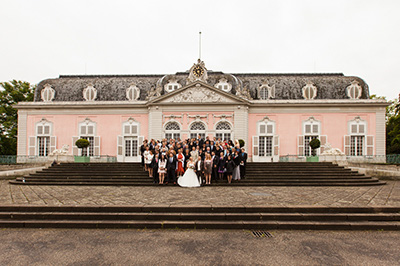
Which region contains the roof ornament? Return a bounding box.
[187,59,208,84]
[235,84,251,100]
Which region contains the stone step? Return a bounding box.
[0,205,398,230]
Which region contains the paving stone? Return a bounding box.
[1,180,399,207]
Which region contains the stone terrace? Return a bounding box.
[1,180,399,207]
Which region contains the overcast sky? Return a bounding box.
[0,0,399,100]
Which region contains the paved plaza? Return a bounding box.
[1,180,399,207]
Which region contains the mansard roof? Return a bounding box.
[34,69,370,102]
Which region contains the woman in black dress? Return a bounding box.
[225,155,236,184]
[217,151,226,180]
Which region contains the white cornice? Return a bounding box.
[14,99,388,110]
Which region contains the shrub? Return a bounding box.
[75,138,90,149]
[309,138,320,156]
[238,139,245,148]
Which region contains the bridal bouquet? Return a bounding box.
[189,165,195,170]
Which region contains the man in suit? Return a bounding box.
[197,134,204,147]
[240,148,248,179]
[211,151,219,181]
[166,152,177,184]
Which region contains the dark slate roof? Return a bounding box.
[34,71,369,102]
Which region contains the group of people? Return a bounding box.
[141,135,247,187]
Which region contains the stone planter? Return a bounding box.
[74,156,90,163]
[306,156,319,162]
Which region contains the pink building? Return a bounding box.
[16,60,387,162]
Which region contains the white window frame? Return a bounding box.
[164,121,181,140]
[189,121,207,140]
[41,84,55,102]
[83,84,97,101]
[299,117,321,157]
[253,116,279,162]
[215,121,233,141]
[73,118,100,157]
[346,80,362,99]
[345,117,373,156]
[30,119,56,157]
[302,83,318,100]
[117,118,143,162]
[214,78,232,92]
[164,79,182,93]
[258,84,275,100]
[126,85,140,101]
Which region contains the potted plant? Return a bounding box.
[307,138,321,162]
[74,138,90,163]
[238,139,245,148]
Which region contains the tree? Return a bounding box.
[0,80,35,155]
[386,94,400,154]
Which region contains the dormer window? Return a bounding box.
[126,85,140,101]
[346,80,362,99]
[83,84,97,101]
[302,82,317,100]
[41,84,55,102]
[214,78,232,92]
[258,83,275,100]
[164,79,182,93]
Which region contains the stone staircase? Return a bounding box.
[0,205,398,230]
[9,162,385,186]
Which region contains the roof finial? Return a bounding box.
[199,31,202,60]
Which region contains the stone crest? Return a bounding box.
[165,86,232,103]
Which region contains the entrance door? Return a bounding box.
[124,137,139,162]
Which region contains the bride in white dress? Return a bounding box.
[178,157,200,188]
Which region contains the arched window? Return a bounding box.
[164,79,182,93]
[252,116,279,162]
[258,84,275,100]
[78,119,97,156]
[41,84,55,102]
[83,85,97,101]
[346,81,362,99]
[302,83,317,100]
[215,121,232,141]
[165,121,181,140]
[214,78,232,92]
[122,119,139,158]
[126,85,140,101]
[190,122,206,140]
[35,119,54,156]
[344,117,373,156]
[298,117,323,156]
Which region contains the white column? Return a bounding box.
[234,105,249,149]
[375,107,386,155]
[17,110,28,156]
[148,106,162,140]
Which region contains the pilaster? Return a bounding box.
[17,110,28,156]
[375,108,386,155]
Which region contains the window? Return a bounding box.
[164,79,182,93]
[302,83,317,100]
[165,121,181,140]
[346,81,362,99]
[214,78,232,92]
[83,85,97,101]
[253,117,278,160]
[35,119,54,157]
[126,85,140,101]
[258,84,275,100]
[215,121,232,141]
[190,122,206,139]
[121,119,139,157]
[345,117,373,156]
[77,119,97,156]
[41,84,55,102]
[298,117,322,156]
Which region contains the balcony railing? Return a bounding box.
[0,155,117,164]
[279,155,400,164]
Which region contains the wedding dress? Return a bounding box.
[178,162,200,188]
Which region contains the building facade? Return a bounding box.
[16,60,387,162]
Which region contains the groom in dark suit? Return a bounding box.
[166,152,177,184]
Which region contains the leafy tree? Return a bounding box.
[386,94,400,154]
[0,80,35,155]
